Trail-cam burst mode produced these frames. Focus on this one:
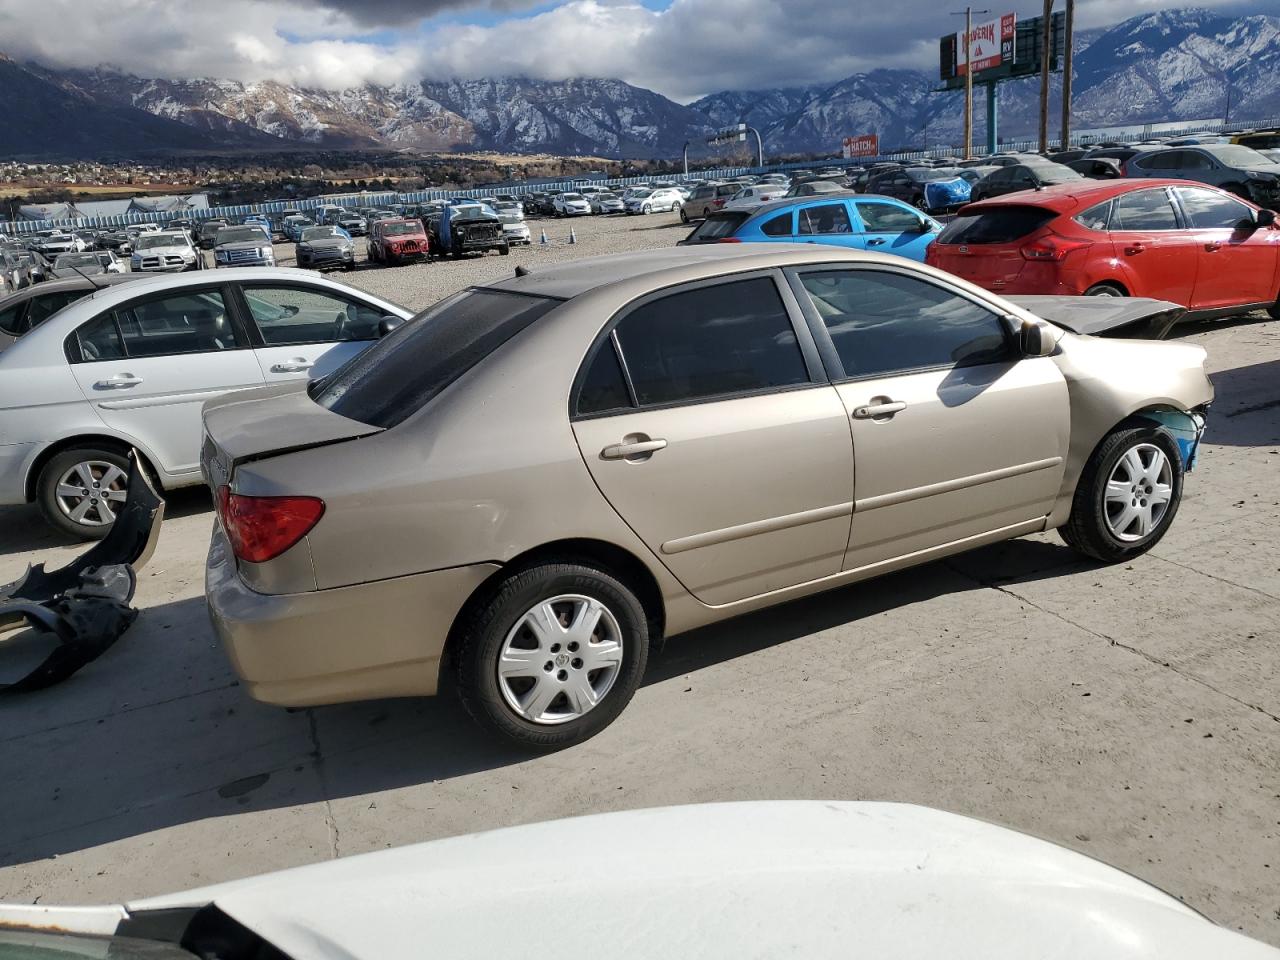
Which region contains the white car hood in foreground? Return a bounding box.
[4,802,1276,959]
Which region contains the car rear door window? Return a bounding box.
[73,313,126,361]
[1111,189,1180,231]
[242,285,384,344]
[611,277,809,407]
[1176,188,1253,229]
[72,290,240,362]
[761,212,794,237]
[576,335,632,416]
[797,203,853,235]
[796,269,1011,379]
[856,202,924,233]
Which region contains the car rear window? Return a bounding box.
[684,212,748,242]
[937,207,1057,244]
[311,288,561,429]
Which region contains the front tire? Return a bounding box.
[37,446,133,540]
[453,562,650,750]
[1060,426,1183,563]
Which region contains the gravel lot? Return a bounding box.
[272,209,690,310]
[3,213,1279,946]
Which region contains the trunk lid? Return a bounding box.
[200,383,382,489]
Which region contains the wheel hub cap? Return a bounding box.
[497,594,624,725]
[54,460,128,527]
[1104,443,1173,542]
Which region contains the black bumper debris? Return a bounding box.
[0,453,163,693]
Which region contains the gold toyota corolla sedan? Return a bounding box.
[203,245,1212,748]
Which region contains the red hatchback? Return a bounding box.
[926,179,1280,319]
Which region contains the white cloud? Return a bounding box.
[0,0,1271,99]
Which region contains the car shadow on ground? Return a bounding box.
[0,536,1088,869]
[1203,358,1280,448]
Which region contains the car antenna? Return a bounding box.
[67,264,106,290]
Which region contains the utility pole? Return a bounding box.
[1039,0,1054,154]
[1060,0,1074,149]
[952,7,989,159]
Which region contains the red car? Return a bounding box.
[926,179,1280,319]
[368,217,431,266]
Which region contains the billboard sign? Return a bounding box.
[841,134,879,159]
[957,13,1016,76]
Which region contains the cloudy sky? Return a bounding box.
[0,0,1272,102]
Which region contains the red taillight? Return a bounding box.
[1020,234,1092,261]
[712,199,726,208]
[717,237,743,243]
[217,486,325,563]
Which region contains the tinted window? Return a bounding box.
[1111,189,1180,231]
[1137,151,1179,170]
[856,202,924,233]
[797,203,853,235]
[685,212,748,242]
[613,277,808,406]
[1179,151,1214,170]
[761,212,793,237]
[1074,199,1113,232]
[799,270,1009,378]
[74,313,126,361]
[0,302,23,337]
[937,207,1057,244]
[1177,188,1253,229]
[100,291,241,359]
[577,338,631,416]
[313,289,560,428]
[27,290,86,330]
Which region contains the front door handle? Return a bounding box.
[1204,241,1222,252]
[1124,243,1145,255]
[95,373,143,389]
[601,436,667,461]
[271,358,314,373]
[852,400,907,421]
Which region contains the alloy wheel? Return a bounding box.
[1104,443,1173,542]
[496,594,624,724]
[55,460,128,527]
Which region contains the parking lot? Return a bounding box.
[1,209,1278,945]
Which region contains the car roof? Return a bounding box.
[960,177,1217,214]
[484,244,897,300]
[0,273,151,307]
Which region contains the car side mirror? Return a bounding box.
[1019,318,1057,358]
[378,316,403,337]
[1255,208,1276,228]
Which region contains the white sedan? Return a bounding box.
[0,267,411,538]
[724,183,788,211]
[552,192,593,216]
[624,187,684,215]
[0,803,1274,960]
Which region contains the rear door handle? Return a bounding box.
[852,400,907,420]
[271,358,314,373]
[94,373,143,389]
[866,238,886,246]
[601,437,667,460]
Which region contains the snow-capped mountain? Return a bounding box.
[3,8,1278,160]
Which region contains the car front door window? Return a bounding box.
[855,202,924,233]
[242,285,384,344]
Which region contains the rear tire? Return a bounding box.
[36,446,133,541]
[453,561,649,750]
[1085,282,1126,297]
[1059,426,1183,563]
[680,206,689,224]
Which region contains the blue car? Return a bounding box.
[679,194,940,261]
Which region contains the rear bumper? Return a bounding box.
[205,527,499,707]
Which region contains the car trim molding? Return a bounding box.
[854,457,1064,513]
[661,501,853,555]
[95,387,247,411]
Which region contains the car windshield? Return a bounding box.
[908,168,963,181]
[381,222,422,236]
[217,228,265,244]
[301,227,341,241]
[630,189,653,198]
[312,289,562,428]
[452,207,492,221]
[1039,163,1085,180]
[134,234,185,249]
[562,194,584,201]
[1208,145,1277,169]
[53,253,99,268]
